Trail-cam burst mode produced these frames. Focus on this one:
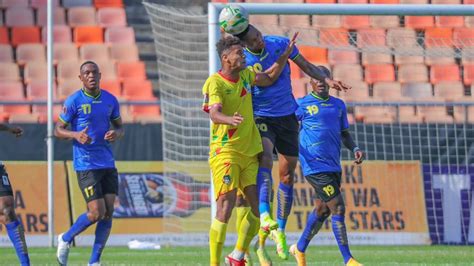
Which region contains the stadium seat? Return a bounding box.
[0,104,31,118]
[328,50,359,65]
[398,106,424,124]
[42,25,73,43]
[53,43,78,64]
[453,28,474,48]
[97,8,127,27]
[306,0,336,3]
[8,113,40,123]
[0,27,8,44]
[312,15,341,28]
[57,61,82,83]
[5,7,34,26]
[400,0,428,3]
[433,81,465,100]
[465,17,474,28]
[74,26,104,45]
[0,63,20,81]
[371,0,399,2]
[339,0,367,3]
[110,43,139,62]
[430,64,460,84]
[398,64,429,83]
[319,29,349,46]
[0,81,24,98]
[332,64,364,82]
[431,0,461,3]
[354,106,396,124]
[0,0,29,8]
[424,28,453,47]
[337,81,369,102]
[425,47,456,66]
[364,64,395,84]
[80,43,110,61]
[104,27,135,44]
[37,7,66,27]
[298,46,327,64]
[0,45,13,62]
[33,105,62,123]
[16,44,45,65]
[31,0,60,9]
[435,16,464,28]
[93,60,117,80]
[405,16,435,29]
[24,62,50,84]
[68,7,97,27]
[279,15,310,27]
[62,0,93,8]
[341,16,370,29]
[94,0,124,8]
[11,27,41,46]
[464,64,474,85]
[0,12,3,26]
[57,78,83,99]
[249,15,278,26]
[122,80,155,99]
[401,82,433,98]
[292,78,309,99]
[117,62,147,81]
[132,104,162,124]
[387,28,418,48]
[394,47,424,65]
[357,28,386,48]
[461,47,474,65]
[453,105,467,124]
[100,79,121,97]
[370,16,400,28]
[372,82,402,100]
[289,61,302,80]
[27,80,57,100]
[361,49,393,65]
[419,106,454,123]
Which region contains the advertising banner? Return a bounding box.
[0,162,70,247]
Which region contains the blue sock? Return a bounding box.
[257,167,272,215]
[6,219,30,266]
[277,182,293,230]
[297,211,327,252]
[63,213,94,243]
[332,214,352,263]
[89,219,113,264]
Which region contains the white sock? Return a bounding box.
[231,249,245,260]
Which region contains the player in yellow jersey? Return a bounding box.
[203,35,296,266]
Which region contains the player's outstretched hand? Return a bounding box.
[282,32,299,58]
[229,112,244,126]
[354,149,365,164]
[75,126,92,144]
[104,130,119,142]
[326,79,352,92]
[8,126,23,137]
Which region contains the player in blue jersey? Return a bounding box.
[54,61,124,266]
[289,66,363,266]
[0,124,30,266]
[233,23,351,263]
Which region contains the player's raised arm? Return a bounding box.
[254,32,298,87]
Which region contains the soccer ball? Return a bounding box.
[219,4,249,35]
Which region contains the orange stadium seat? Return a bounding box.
[312,16,342,28]
[94,0,124,8]
[464,64,474,85]
[435,16,464,28]
[57,78,82,99]
[68,7,97,27]
[0,63,20,81]
[0,81,24,98]
[63,0,93,8]
[0,0,28,8]
[354,106,396,124]
[398,63,429,83]
[431,0,461,3]
[461,48,474,65]
[93,60,117,80]
[249,15,278,26]
[328,50,359,65]
[341,16,370,30]
[104,27,135,44]
[405,16,434,29]
[372,82,402,100]
[122,80,155,99]
[357,28,386,48]
[430,64,460,84]
[97,8,127,27]
[319,29,349,46]
[401,82,433,98]
[419,106,453,123]
[0,45,13,62]
[298,46,327,64]
[332,64,364,83]
[306,0,336,3]
[1,104,32,119]
[24,62,50,84]
[337,81,369,102]
[370,0,399,3]
[394,47,424,65]
[80,43,110,61]
[433,81,465,100]
[425,47,456,66]
[31,0,60,9]
[11,27,41,46]
[453,28,474,48]
[27,80,57,100]
[400,0,428,3]
[42,25,72,43]
[289,61,302,80]
[424,28,453,47]
[0,27,8,44]
[100,79,121,97]
[117,62,146,81]
[110,43,139,62]
[132,104,162,124]
[292,78,308,99]
[339,0,367,3]
[37,7,66,27]
[8,113,40,123]
[5,7,34,27]
[53,43,79,64]
[364,64,395,84]
[370,16,400,28]
[362,49,393,65]
[74,26,104,45]
[387,28,418,48]
[57,60,81,83]
[398,106,424,124]
[279,15,310,27]
[16,44,45,65]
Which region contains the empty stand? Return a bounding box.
[12,26,41,46]
[464,64,474,85]
[104,27,135,44]
[57,78,83,99]
[394,47,424,65]
[341,16,370,29]
[249,15,278,26]
[279,15,310,27]
[62,0,93,8]
[68,7,97,27]
[94,0,124,8]
[27,80,57,100]
[0,63,20,81]
[401,82,433,98]
[0,81,24,98]
[387,28,418,48]
[356,28,386,48]
[30,0,60,9]
[0,27,8,44]
[117,61,147,81]
[453,28,474,48]
[430,64,460,84]
[42,25,72,43]
[295,46,327,64]
[365,64,395,84]
[292,78,309,99]
[74,26,104,45]
[405,16,434,29]
[319,29,349,46]
[398,106,424,123]
[332,64,364,82]
[312,15,341,28]
[1,0,29,8]
[398,64,429,83]
[100,79,121,97]
[94,61,117,80]
[435,16,464,28]
[24,62,49,84]
[97,7,127,27]
[53,43,79,64]
[328,50,359,65]
[370,16,400,28]
[37,7,66,27]
[433,81,465,100]
[8,113,40,123]
[338,81,369,102]
[362,49,393,65]
[5,7,34,26]
[0,44,13,62]
[57,60,82,83]
[80,43,110,61]
[425,47,456,66]
[16,44,45,65]
[461,48,474,65]
[354,106,396,124]
[122,80,155,99]
[419,105,454,123]
[424,28,453,47]
[372,82,402,100]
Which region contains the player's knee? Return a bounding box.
[87,209,104,223]
[280,173,294,185]
[333,204,345,216]
[259,153,273,169]
[1,205,16,224]
[316,205,330,218]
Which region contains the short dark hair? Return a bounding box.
[80,61,98,72]
[233,24,251,40]
[216,36,242,58]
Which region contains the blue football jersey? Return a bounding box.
[244,35,300,117]
[59,89,121,171]
[295,93,349,176]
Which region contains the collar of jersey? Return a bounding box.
[81,88,101,99]
[245,47,265,56]
[218,70,239,83]
[310,92,329,101]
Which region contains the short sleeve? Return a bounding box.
[207,77,223,110]
[295,99,305,121]
[110,96,121,120]
[341,101,350,131]
[59,97,76,124]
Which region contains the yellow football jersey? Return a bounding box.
[202,68,262,157]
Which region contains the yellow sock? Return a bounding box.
[235,206,250,233]
[235,210,260,253]
[210,219,227,265]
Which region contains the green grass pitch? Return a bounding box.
[2,245,474,265]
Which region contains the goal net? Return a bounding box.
[146,2,474,246]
